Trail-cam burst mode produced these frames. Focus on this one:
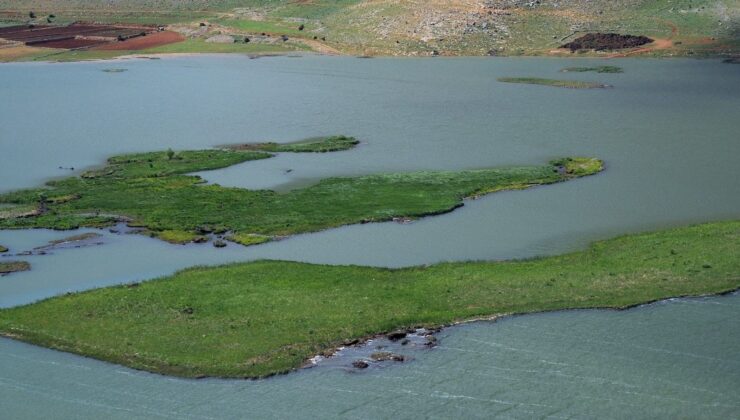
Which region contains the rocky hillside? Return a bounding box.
[1,0,737,57]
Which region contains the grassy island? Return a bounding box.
[224,135,359,153]
[0,136,602,246]
[0,245,7,253]
[560,66,624,73]
[0,261,30,275]
[498,77,610,89]
[0,221,736,378]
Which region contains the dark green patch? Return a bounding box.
[225,135,359,153]
[0,261,30,275]
[561,66,623,73]
[498,77,610,89]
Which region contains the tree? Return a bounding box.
[166,148,175,160]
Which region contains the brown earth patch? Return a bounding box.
[562,33,653,51]
[96,31,185,50]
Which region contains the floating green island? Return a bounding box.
[0,261,30,275]
[498,77,610,89]
[0,221,736,378]
[560,66,623,73]
[0,135,602,246]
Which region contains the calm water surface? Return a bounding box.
[0,56,739,418]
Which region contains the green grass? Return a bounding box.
[561,66,624,73]
[154,230,204,245]
[0,0,737,57]
[139,38,306,55]
[225,135,359,153]
[498,77,609,89]
[0,261,30,275]
[0,220,736,378]
[0,138,602,244]
[224,233,271,247]
[215,19,310,37]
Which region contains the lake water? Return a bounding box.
[0,55,739,418]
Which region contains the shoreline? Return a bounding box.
[1,48,737,64]
[1,286,737,381]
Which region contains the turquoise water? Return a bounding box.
[0,56,739,418]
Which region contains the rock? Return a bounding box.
[370,352,405,362]
[425,335,438,347]
[213,240,227,248]
[193,236,209,244]
[352,360,369,369]
[400,339,410,346]
[199,22,206,27]
[281,35,289,42]
[298,24,305,31]
[181,307,194,314]
[387,331,407,341]
[343,338,360,346]
[197,226,213,234]
[206,35,235,44]
[244,37,250,43]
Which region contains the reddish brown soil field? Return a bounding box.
[0,24,158,49]
[32,38,107,49]
[96,31,184,50]
[561,33,653,51]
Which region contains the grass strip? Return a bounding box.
[0,220,736,378]
[560,66,624,73]
[498,77,609,89]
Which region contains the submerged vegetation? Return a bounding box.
[498,77,610,89]
[225,135,359,153]
[0,135,602,246]
[561,66,623,73]
[0,261,30,275]
[0,221,736,378]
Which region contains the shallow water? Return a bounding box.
[1,56,739,272]
[1,56,739,418]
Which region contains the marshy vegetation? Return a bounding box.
[0,136,602,246]
[498,77,610,89]
[0,221,736,378]
[560,65,623,73]
[0,261,30,275]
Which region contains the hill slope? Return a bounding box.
[1,0,737,57]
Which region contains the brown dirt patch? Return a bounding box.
[562,33,653,51]
[33,38,107,49]
[0,45,44,60]
[96,31,185,50]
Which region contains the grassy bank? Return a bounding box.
[498,77,610,89]
[561,66,624,73]
[0,221,737,378]
[0,138,602,245]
